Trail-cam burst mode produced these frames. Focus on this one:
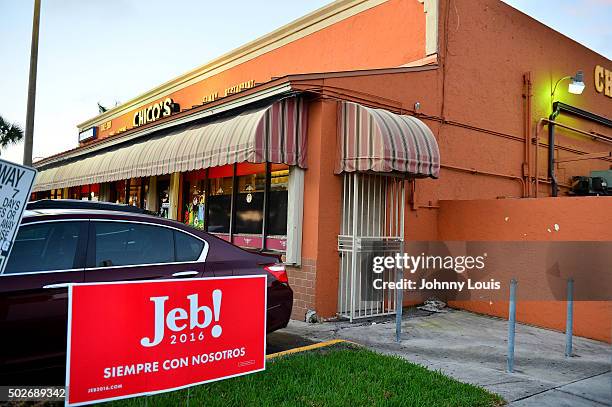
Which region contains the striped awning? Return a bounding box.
[336,101,440,178]
[33,97,307,192]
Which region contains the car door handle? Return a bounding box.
[172,271,199,278]
[43,283,72,289]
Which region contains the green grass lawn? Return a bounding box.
[108,344,503,407]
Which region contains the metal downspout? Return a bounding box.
[548,105,560,197]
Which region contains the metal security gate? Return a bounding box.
[337,173,405,321]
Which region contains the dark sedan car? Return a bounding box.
[0,200,292,383]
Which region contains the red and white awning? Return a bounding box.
[34,97,307,192]
[336,101,440,178]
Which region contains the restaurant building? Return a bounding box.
[32,0,611,341]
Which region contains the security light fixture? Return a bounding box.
[568,71,585,94]
[552,70,585,99]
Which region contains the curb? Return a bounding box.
[266,339,359,359]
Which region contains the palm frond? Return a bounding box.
[0,115,25,148]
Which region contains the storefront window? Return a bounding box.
[235,163,266,235]
[89,184,100,201]
[183,170,207,229]
[50,189,63,199]
[207,171,233,235]
[157,177,170,218]
[142,179,149,209]
[34,190,51,200]
[67,184,99,200]
[113,180,127,204]
[268,165,289,236]
[68,186,80,200]
[127,178,147,208]
[177,163,291,252]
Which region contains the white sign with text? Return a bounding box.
[0,159,36,273]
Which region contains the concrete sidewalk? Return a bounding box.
[281,309,611,406]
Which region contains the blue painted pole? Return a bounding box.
[507,279,517,373]
[565,278,574,358]
[396,266,404,343]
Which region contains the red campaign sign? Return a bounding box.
[65,276,267,406]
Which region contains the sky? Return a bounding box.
[0,0,610,165]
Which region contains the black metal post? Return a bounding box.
[548,109,560,197]
[143,178,149,208]
[261,163,271,250]
[229,164,238,242]
[125,179,130,205]
[204,169,210,232]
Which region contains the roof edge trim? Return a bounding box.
[77,0,389,130]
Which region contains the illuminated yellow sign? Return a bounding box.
[594,65,611,98]
[203,92,219,103]
[202,80,255,104]
[100,120,112,131]
[133,98,180,127]
[224,80,255,96]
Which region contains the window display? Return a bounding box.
[157,177,170,218]
[207,175,233,235]
[50,188,63,199]
[183,170,207,229]
[127,178,148,208]
[68,184,99,201]
[268,166,289,236]
[178,163,290,251]
[114,180,127,204]
[235,164,266,235]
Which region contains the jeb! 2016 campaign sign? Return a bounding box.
[66,276,267,406]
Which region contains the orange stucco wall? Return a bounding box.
[300,0,611,342]
[313,101,344,317]
[437,197,612,343]
[87,0,426,139]
[437,0,611,199]
[295,0,611,211]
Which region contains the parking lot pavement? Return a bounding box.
[3,366,65,386]
[266,330,316,355]
[278,309,612,406]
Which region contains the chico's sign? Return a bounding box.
[594,65,611,98]
[132,97,180,127]
[66,276,266,406]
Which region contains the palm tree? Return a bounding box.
[0,115,24,155]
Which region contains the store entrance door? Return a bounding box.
[337,173,405,321]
